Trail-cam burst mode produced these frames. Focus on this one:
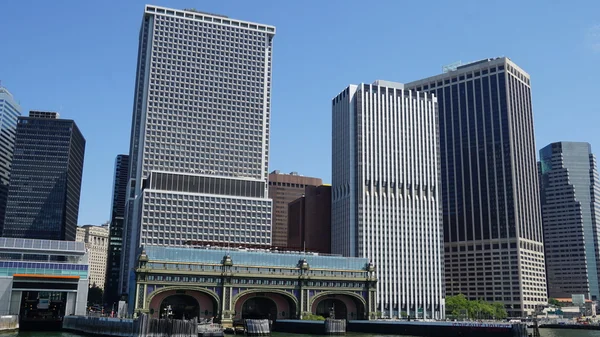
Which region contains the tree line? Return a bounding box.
[446,294,508,320]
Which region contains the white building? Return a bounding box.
[331,81,444,319]
[121,5,275,296]
[0,238,89,317]
[76,224,109,290]
[0,86,22,235]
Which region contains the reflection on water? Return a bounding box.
[537,328,600,337]
[6,327,600,337]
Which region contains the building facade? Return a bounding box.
[0,86,22,234]
[0,237,89,319]
[288,184,331,253]
[406,57,547,316]
[76,224,109,290]
[331,80,444,319]
[121,5,276,297]
[268,171,323,248]
[106,154,129,304]
[539,142,600,300]
[3,111,85,241]
[133,246,376,326]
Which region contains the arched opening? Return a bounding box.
[241,297,277,321]
[233,292,298,322]
[316,299,347,319]
[159,294,199,320]
[148,289,219,320]
[311,293,367,320]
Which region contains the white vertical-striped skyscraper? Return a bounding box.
[0,86,22,234]
[120,5,275,296]
[331,80,444,319]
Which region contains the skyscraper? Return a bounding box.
[0,86,22,234]
[268,170,322,248]
[539,142,600,300]
[3,111,85,241]
[406,57,547,316]
[331,80,444,319]
[105,154,129,304]
[121,5,275,295]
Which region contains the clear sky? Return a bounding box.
[0,0,599,225]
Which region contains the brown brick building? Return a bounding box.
[268,170,322,248]
[288,185,331,253]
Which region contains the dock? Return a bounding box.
[274,319,528,337]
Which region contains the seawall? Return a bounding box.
[62,316,135,337]
[0,315,18,332]
[274,320,528,337]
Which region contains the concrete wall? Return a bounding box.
[0,278,12,315]
[0,315,18,332]
[9,291,21,315]
[75,279,89,316]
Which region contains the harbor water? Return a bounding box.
[3,329,600,337]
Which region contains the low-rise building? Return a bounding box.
[133,246,377,327]
[288,185,331,253]
[0,237,89,319]
[76,224,109,289]
[554,298,597,317]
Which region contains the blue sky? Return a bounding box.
[0,0,599,225]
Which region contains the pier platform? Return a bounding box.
[274,319,528,337]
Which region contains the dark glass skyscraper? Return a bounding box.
[539,142,600,300]
[2,111,85,241]
[406,57,546,317]
[105,154,129,305]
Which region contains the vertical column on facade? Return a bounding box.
[298,276,306,318]
[143,284,148,311]
[220,277,233,325]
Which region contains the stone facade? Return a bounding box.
[133,246,376,326]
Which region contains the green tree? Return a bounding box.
[446,295,507,320]
[446,294,469,318]
[492,302,508,319]
[548,298,562,307]
[87,283,103,306]
[302,314,325,321]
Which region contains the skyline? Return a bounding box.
[0,0,599,225]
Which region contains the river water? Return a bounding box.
[5,329,600,337]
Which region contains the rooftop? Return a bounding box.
[0,237,86,255]
[145,5,275,34]
[29,111,59,119]
[372,80,404,89]
[0,86,15,98]
[143,246,370,271]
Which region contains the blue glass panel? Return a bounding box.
[144,246,368,271]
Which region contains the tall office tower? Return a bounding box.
[0,87,22,234]
[105,154,129,304]
[539,142,600,300]
[76,224,109,289]
[120,5,276,295]
[331,80,444,319]
[406,57,547,316]
[268,170,322,247]
[288,184,331,253]
[3,111,85,241]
